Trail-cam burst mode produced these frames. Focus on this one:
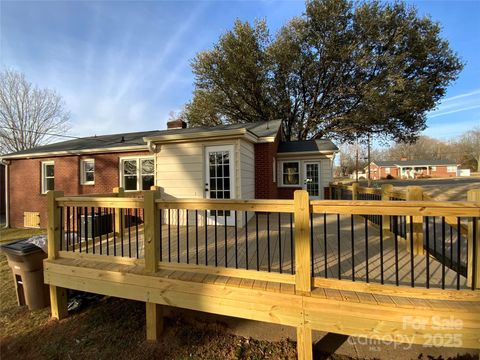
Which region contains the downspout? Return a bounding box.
[1,160,9,228]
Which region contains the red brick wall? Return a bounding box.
[8,151,150,228]
[254,135,280,199]
[277,187,301,199]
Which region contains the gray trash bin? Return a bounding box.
[1,239,49,310]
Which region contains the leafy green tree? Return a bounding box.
[184,0,462,142]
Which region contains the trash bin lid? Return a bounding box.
[0,239,43,256]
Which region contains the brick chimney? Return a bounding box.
[167,119,187,129]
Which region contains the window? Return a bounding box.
[431,166,437,171]
[447,166,456,173]
[282,162,300,186]
[272,158,276,183]
[41,161,54,194]
[120,157,155,191]
[80,159,95,185]
[385,167,391,174]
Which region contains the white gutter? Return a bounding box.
[0,145,149,160]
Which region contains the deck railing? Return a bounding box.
[48,187,480,295]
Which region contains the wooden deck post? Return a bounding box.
[47,190,68,320]
[381,184,393,241]
[467,189,480,289]
[294,190,311,295]
[351,182,359,200]
[113,187,124,236]
[406,186,424,255]
[296,324,313,360]
[143,189,163,340]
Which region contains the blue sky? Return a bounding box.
[1,0,479,141]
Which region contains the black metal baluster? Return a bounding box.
[59,207,63,251]
[351,215,355,281]
[365,216,368,283]
[442,217,446,289]
[78,207,82,253]
[66,206,70,251]
[127,208,131,258]
[290,213,294,275]
[105,208,109,256]
[245,211,249,270]
[205,210,208,266]
[168,209,171,262]
[380,216,384,285]
[177,210,180,263]
[84,207,89,253]
[91,207,95,254]
[214,211,218,267]
[433,216,437,254]
[450,225,453,268]
[72,207,76,252]
[195,210,199,265]
[472,218,477,291]
[224,211,228,268]
[235,211,238,269]
[409,217,414,287]
[310,213,314,275]
[98,207,102,255]
[186,209,190,264]
[267,212,271,272]
[112,208,116,256]
[457,217,461,290]
[278,213,282,274]
[255,213,259,271]
[323,213,327,278]
[159,209,163,261]
[337,214,341,280]
[394,216,399,286]
[425,216,430,289]
[135,208,139,258]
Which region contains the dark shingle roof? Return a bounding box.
[277,139,338,153]
[2,130,162,158]
[373,159,457,167]
[2,120,283,159]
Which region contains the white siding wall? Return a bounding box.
[239,139,255,200]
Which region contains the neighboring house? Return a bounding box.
[1,119,338,228]
[366,159,458,180]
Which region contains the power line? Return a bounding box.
[0,126,146,146]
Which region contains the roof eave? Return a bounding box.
[0,145,149,160]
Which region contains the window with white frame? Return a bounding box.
[41,161,54,194]
[120,157,155,191]
[282,161,300,186]
[272,158,276,183]
[385,167,391,174]
[447,165,456,172]
[431,166,437,171]
[80,159,95,185]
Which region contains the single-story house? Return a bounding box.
[1,119,338,228]
[366,159,458,180]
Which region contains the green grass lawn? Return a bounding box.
[0,227,47,243]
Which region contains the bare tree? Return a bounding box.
[456,127,480,172]
[0,69,70,154]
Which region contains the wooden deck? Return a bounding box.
[67,213,467,290]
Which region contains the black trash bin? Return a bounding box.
[1,239,49,310]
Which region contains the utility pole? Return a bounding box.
[355,135,359,182]
[367,133,371,187]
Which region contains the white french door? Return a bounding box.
[205,145,235,225]
[303,162,321,199]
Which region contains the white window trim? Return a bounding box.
[119,156,155,191]
[280,161,301,187]
[80,159,95,185]
[272,158,276,183]
[41,161,54,194]
[447,165,457,173]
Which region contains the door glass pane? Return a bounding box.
[306,164,319,197]
[46,178,54,191]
